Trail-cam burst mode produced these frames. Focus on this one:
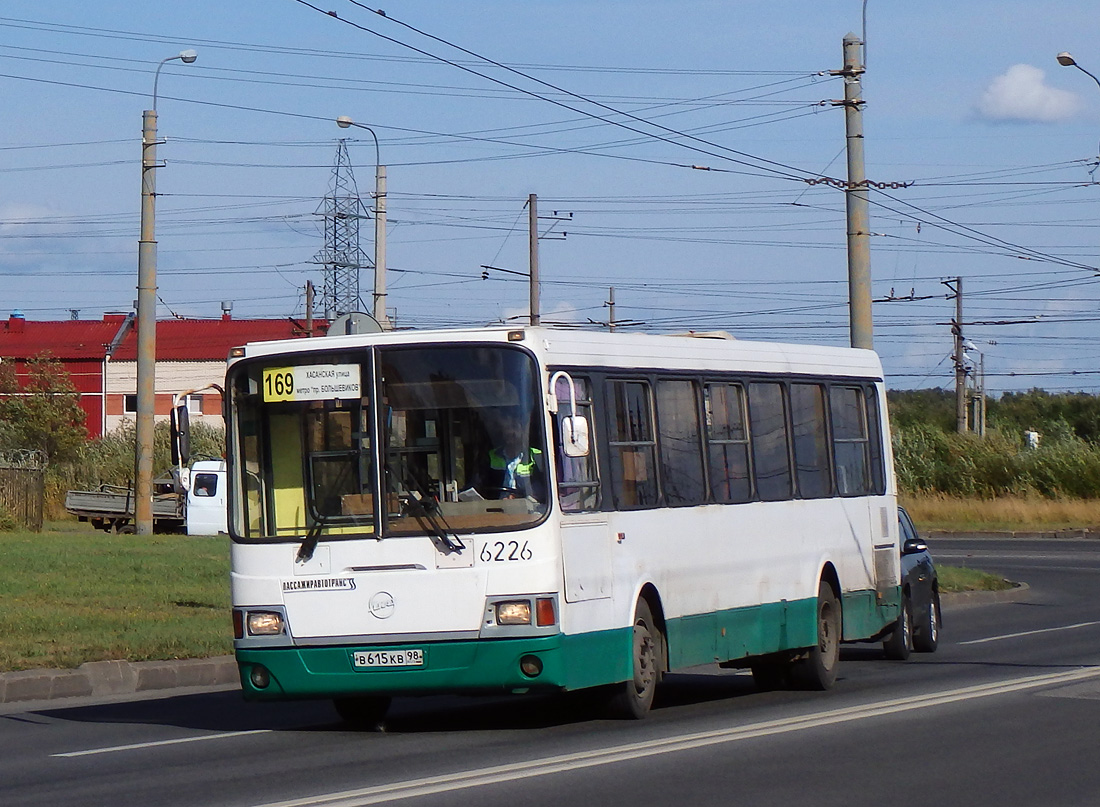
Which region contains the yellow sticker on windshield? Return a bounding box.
[262,367,296,402]
[262,364,361,402]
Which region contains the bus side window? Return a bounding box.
[747,382,792,502]
[656,379,706,505]
[865,387,887,494]
[791,383,832,499]
[608,380,658,508]
[704,382,752,503]
[831,386,872,495]
[554,375,600,511]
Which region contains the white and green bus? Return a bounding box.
[226,326,901,721]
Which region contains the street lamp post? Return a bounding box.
[135,49,196,535]
[1057,52,1100,91]
[335,116,388,328]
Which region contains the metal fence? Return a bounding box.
[0,450,46,532]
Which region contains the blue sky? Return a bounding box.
[2,1,1099,394]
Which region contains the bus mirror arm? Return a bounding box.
[548,370,591,457]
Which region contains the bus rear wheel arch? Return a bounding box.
[750,579,842,692]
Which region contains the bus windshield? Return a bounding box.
[380,344,548,535]
[228,343,548,541]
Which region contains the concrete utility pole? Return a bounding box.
[136,49,196,535]
[840,33,873,350]
[528,193,540,326]
[944,277,968,434]
[305,280,315,336]
[607,286,616,332]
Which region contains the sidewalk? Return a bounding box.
[0,655,238,705]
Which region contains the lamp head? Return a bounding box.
[336,115,354,129]
[1057,52,1077,67]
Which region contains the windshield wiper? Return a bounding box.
[387,460,465,553]
[296,511,327,563]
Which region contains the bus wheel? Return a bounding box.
[883,594,912,661]
[605,599,662,719]
[333,696,391,729]
[791,582,841,690]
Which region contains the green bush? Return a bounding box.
[893,425,1100,498]
[45,421,225,517]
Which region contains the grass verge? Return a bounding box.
[938,565,1014,593]
[0,522,231,672]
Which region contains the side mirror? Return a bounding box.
[561,416,590,458]
[902,537,928,555]
[170,403,190,466]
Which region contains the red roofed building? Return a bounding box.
[0,310,326,437]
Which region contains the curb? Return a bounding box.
[0,655,239,705]
[927,529,1097,540]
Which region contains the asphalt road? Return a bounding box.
[2,535,1098,807]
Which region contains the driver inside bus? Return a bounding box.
[469,414,547,502]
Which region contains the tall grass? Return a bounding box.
[901,493,1100,532]
[893,425,1100,499]
[42,421,225,519]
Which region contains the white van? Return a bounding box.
[185,459,228,536]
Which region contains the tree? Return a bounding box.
[0,354,87,465]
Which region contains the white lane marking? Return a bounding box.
[52,729,272,758]
[959,620,1100,645]
[252,667,1100,807]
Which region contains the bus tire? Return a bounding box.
[790,581,841,691]
[604,599,662,719]
[333,695,391,729]
[913,591,941,653]
[883,593,912,661]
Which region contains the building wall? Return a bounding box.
[104,360,226,435]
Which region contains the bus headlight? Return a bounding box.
[247,611,284,635]
[495,600,532,625]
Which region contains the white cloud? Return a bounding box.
[976,64,1081,122]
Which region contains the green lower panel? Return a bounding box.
[237,629,631,701]
[237,590,900,702]
[842,587,901,640]
[666,589,897,669]
[667,597,819,669]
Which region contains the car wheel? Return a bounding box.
[604,599,662,719]
[790,581,841,690]
[883,594,912,661]
[913,591,941,653]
